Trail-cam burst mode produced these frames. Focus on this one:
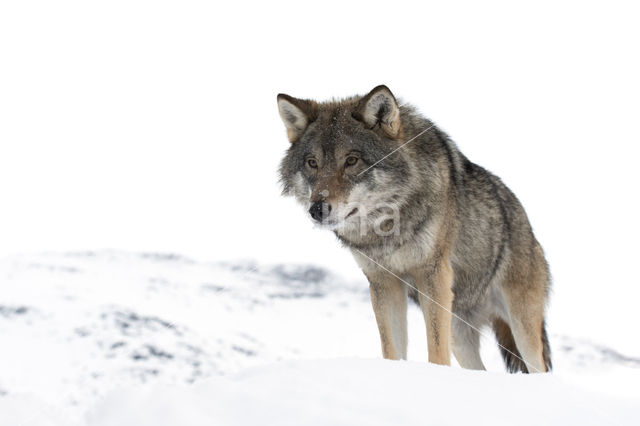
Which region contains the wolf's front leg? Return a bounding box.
[366,272,408,360]
[411,258,454,366]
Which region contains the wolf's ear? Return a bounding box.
[277,94,316,143]
[353,85,401,138]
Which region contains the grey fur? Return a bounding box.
[277,86,552,373]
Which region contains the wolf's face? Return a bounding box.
[278,86,409,236]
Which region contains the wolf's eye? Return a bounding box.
[307,158,318,168]
[345,156,358,166]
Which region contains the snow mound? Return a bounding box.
[1,251,639,424]
[86,359,637,426]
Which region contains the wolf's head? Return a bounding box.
[277,85,424,239]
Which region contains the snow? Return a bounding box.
[5,359,637,426]
[85,359,637,426]
[0,252,638,425]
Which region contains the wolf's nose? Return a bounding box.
[309,201,331,222]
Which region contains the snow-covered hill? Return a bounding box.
[86,359,637,426]
[0,251,638,425]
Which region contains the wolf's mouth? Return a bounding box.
[345,208,358,219]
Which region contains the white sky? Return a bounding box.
[1,1,639,352]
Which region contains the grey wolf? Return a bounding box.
[276,85,552,373]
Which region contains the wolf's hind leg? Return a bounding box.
[501,281,550,373]
[367,272,408,360]
[505,316,546,373]
[451,317,485,370]
[492,317,527,373]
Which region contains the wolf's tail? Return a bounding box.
[492,318,552,373]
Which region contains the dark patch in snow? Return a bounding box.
[74,327,91,337]
[220,261,259,274]
[132,345,174,361]
[0,305,29,318]
[104,310,181,337]
[260,265,335,299]
[232,345,257,357]
[200,283,227,293]
[596,346,640,367]
[110,341,126,350]
[555,335,640,368]
[89,308,220,385]
[270,265,328,284]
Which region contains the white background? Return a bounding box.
[1,1,639,353]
